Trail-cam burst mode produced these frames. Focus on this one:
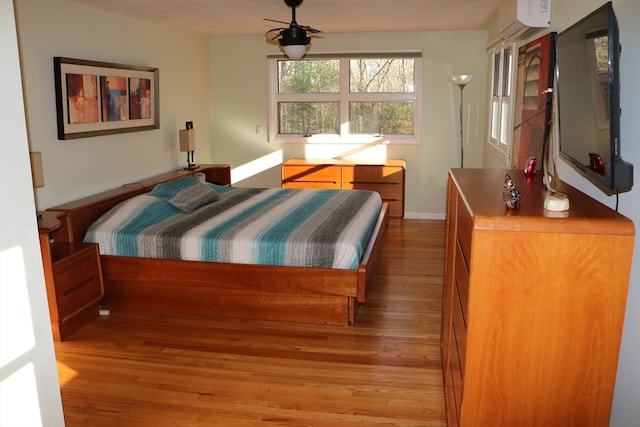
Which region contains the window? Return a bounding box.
[586,30,610,129]
[488,45,513,154]
[268,53,422,144]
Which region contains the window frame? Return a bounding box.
[267,52,422,144]
[487,43,515,158]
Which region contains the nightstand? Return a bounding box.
[38,211,104,341]
[191,164,231,186]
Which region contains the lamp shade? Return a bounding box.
[29,151,45,188]
[450,74,473,87]
[283,44,308,60]
[179,128,196,152]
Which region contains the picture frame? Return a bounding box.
[54,57,159,140]
[510,32,556,170]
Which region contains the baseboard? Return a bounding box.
[403,212,446,220]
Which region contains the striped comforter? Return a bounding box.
[84,185,383,270]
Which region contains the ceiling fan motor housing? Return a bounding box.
[279,26,310,46]
[284,0,304,7]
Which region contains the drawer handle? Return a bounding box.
[62,277,94,296]
[349,181,398,185]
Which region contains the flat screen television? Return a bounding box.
[556,1,633,195]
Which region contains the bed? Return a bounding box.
[46,169,389,325]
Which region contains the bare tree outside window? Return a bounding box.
[271,55,420,142]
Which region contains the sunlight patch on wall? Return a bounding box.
[0,363,43,427]
[231,150,284,183]
[0,246,36,367]
[304,141,389,161]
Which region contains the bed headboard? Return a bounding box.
[47,170,193,243]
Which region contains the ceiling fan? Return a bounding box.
[265,0,321,59]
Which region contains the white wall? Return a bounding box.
[1,1,65,425]
[210,31,489,218]
[15,0,212,210]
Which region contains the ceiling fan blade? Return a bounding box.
[299,25,322,34]
[265,27,287,34]
[265,28,287,40]
[264,18,290,26]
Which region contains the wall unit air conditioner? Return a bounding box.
[499,0,551,41]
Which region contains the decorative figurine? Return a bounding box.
[589,152,606,176]
[524,156,537,177]
[503,173,521,209]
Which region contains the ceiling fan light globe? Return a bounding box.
[283,44,308,59]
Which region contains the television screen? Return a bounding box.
[556,1,632,195]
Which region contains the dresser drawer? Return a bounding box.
[446,367,460,427]
[384,200,404,219]
[450,321,463,424]
[456,193,472,266]
[282,165,341,188]
[342,165,404,185]
[454,242,469,324]
[342,180,403,197]
[452,283,467,376]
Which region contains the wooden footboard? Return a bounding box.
[46,170,390,325]
[101,263,356,325]
[357,202,389,304]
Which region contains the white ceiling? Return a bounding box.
[66,0,501,37]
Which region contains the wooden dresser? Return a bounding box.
[282,159,406,218]
[441,168,634,427]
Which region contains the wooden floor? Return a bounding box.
[54,219,447,426]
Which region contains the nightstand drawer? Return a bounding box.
[57,274,102,320]
[51,243,103,321]
[53,246,100,295]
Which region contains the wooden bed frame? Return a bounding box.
[47,169,389,325]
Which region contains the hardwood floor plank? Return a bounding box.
[54,219,447,426]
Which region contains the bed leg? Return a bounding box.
[348,297,359,325]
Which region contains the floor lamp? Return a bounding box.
[450,74,473,168]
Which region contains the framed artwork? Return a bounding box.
[511,32,556,170]
[54,57,159,140]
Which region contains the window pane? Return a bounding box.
[593,36,609,74]
[492,52,501,97]
[349,102,414,135]
[499,99,510,145]
[491,98,500,140]
[502,47,512,96]
[350,59,415,93]
[278,60,339,94]
[278,102,339,134]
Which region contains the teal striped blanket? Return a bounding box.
[84,184,382,270]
